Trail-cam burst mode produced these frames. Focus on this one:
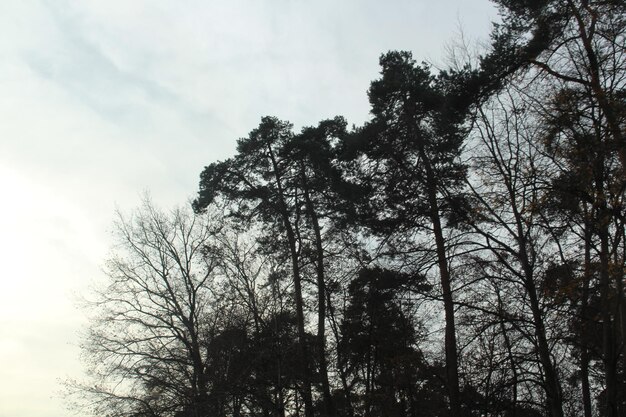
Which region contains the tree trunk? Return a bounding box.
[301,168,335,417]
[581,220,593,417]
[515,217,564,417]
[496,287,518,416]
[525,279,564,417]
[268,146,314,417]
[420,150,461,417]
[599,223,618,417]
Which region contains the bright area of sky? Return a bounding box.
[0,1,497,416]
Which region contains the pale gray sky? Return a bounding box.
[0,1,496,416]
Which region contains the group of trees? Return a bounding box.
[71,1,626,416]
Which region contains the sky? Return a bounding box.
[0,1,497,416]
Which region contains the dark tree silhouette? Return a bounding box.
[344,51,476,416]
[338,267,445,417]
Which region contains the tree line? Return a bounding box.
[69,1,626,416]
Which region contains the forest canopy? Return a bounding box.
[70,1,626,417]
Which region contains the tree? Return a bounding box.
[70,198,225,417]
[489,0,626,175]
[338,267,445,417]
[195,116,360,417]
[209,222,313,417]
[345,51,475,416]
[194,117,316,417]
[465,89,568,417]
[484,2,626,411]
[285,116,357,417]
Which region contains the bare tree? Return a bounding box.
[68,198,225,417]
[464,87,569,417]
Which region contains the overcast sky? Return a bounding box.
[0,1,496,416]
